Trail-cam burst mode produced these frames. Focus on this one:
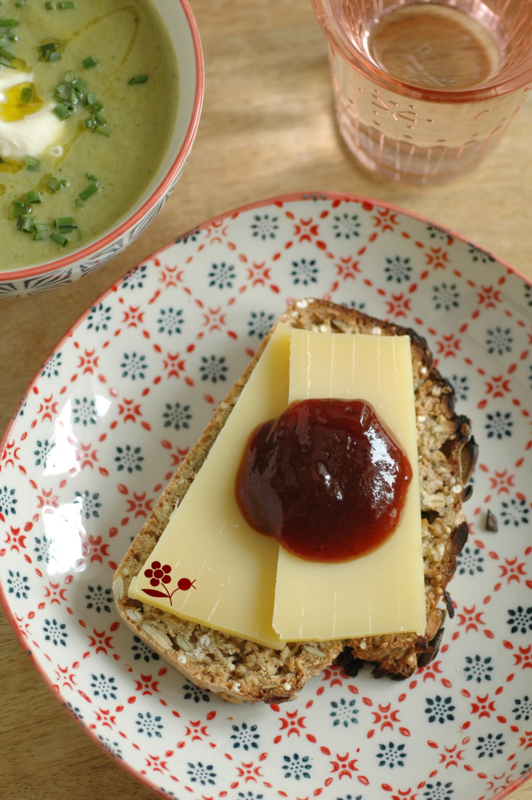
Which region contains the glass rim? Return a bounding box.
[311,0,532,102]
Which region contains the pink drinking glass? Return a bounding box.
[311,0,532,184]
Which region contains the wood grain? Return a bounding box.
[1,0,531,797]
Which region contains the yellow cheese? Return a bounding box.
[129,323,292,649]
[272,329,425,641]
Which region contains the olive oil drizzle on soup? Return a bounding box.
[0,0,178,270]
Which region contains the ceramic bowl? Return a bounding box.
[0,0,203,300]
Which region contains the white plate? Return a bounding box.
[2,192,532,800]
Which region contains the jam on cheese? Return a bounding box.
[236,398,412,562]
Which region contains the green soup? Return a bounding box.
[0,0,178,270]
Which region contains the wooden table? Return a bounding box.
[1,1,531,798]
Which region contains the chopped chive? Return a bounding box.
[95,125,111,137]
[88,101,102,113]
[39,42,61,61]
[0,47,14,61]
[64,70,76,82]
[85,91,96,105]
[54,215,74,227]
[60,179,69,187]
[77,228,84,241]
[17,215,34,232]
[85,173,98,182]
[68,91,78,105]
[84,118,94,129]
[128,74,148,85]
[94,111,107,125]
[20,85,33,103]
[0,19,18,26]
[26,156,40,171]
[79,181,99,201]
[15,1,25,7]
[75,197,84,209]
[45,1,56,8]
[59,1,74,6]
[47,176,61,191]
[50,232,68,246]
[11,202,30,217]
[81,55,98,69]
[25,190,43,203]
[34,233,44,240]
[34,222,49,232]
[72,76,85,92]
[53,103,71,120]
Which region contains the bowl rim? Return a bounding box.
[1,0,204,284]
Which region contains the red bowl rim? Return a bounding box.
[1,0,204,283]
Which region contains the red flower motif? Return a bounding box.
[201,306,227,332]
[75,347,100,374]
[91,706,123,730]
[162,352,186,378]
[519,731,532,750]
[122,306,145,328]
[87,625,117,655]
[36,488,60,509]
[456,605,485,632]
[476,285,503,310]
[245,261,273,287]
[424,248,450,269]
[42,580,69,606]
[125,491,154,520]
[184,719,210,741]
[334,256,361,281]
[0,439,22,472]
[292,217,323,245]
[372,207,400,233]
[75,443,100,471]
[320,664,345,689]
[330,752,359,779]
[145,561,172,588]
[133,674,161,696]
[498,557,527,584]
[487,468,516,495]
[470,694,497,719]
[513,644,532,669]
[371,703,401,730]
[53,661,80,692]
[484,374,512,399]
[117,398,143,423]
[82,534,110,564]
[278,709,307,737]
[157,263,185,288]
[384,293,412,319]
[2,525,27,553]
[236,760,264,782]
[435,333,461,359]
[140,754,171,776]
[427,738,468,769]
[36,394,59,422]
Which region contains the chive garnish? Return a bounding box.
[59,1,74,7]
[53,103,71,120]
[50,233,68,246]
[45,1,56,8]
[34,233,44,240]
[47,176,61,191]
[11,202,30,218]
[75,197,84,209]
[34,222,48,232]
[0,47,14,61]
[54,215,74,228]
[94,111,107,125]
[38,42,61,61]
[26,156,40,171]
[0,19,17,26]
[128,74,148,85]
[81,55,98,69]
[20,85,32,103]
[17,215,34,233]
[60,179,69,187]
[64,70,75,82]
[86,92,96,105]
[25,190,43,203]
[79,181,99,201]
[86,173,98,182]
[95,125,111,137]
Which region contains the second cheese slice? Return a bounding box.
[272,329,426,642]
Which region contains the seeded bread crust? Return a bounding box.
[113,299,477,704]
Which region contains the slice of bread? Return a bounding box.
[113,299,477,704]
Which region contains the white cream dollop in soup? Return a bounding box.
[0,69,64,159]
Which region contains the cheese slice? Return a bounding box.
[129,323,291,648]
[272,329,425,641]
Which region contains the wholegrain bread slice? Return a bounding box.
[113,299,477,704]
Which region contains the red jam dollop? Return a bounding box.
[235,399,412,562]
